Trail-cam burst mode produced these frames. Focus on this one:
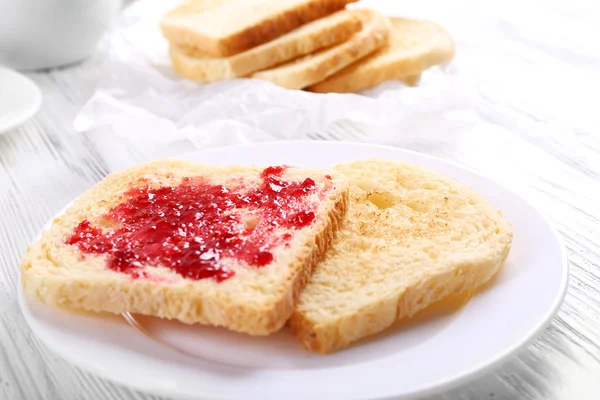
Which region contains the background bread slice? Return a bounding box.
[160,0,358,58]
[252,9,391,90]
[163,0,231,17]
[308,17,455,93]
[289,158,513,353]
[169,10,362,82]
[21,160,349,336]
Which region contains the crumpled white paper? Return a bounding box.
[74,0,482,170]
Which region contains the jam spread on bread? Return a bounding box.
[66,166,323,282]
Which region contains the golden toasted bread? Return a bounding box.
[169,10,362,82]
[252,9,391,89]
[308,17,455,93]
[160,0,358,57]
[290,158,512,353]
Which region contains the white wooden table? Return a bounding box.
[2,0,600,399]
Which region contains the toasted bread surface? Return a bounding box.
[161,0,358,57]
[169,10,362,82]
[163,0,230,17]
[289,158,513,353]
[21,160,349,336]
[252,9,391,90]
[308,17,455,93]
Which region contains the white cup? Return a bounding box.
[0,0,122,71]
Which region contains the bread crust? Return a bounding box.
[169,11,362,82]
[161,0,358,58]
[308,17,455,93]
[21,160,349,336]
[252,9,391,90]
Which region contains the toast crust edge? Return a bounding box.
[252,9,392,90]
[308,18,455,93]
[168,11,362,82]
[161,0,358,58]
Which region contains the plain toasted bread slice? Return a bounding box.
[289,159,513,353]
[308,17,455,93]
[160,0,358,58]
[252,9,391,90]
[169,10,362,82]
[21,160,349,336]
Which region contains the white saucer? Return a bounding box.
[0,67,42,135]
[19,141,568,400]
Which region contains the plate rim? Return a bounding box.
[0,66,43,135]
[19,140,570,400]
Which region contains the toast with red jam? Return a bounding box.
[21,160,349,335]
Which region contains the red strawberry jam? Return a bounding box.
[66,166,323,282]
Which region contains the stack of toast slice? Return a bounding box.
[161,0,455,92]
[21,158,512,353]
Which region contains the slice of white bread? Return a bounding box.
[21,160,349,336]
[169,10,362,82]
[289,158,513,353]
[252,9,391,90]
[160,0,358,58]
[163,0,231,17]
[308,17,455,93]
[164,0,236,19]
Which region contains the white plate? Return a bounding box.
[0,67,42,135]
[19,141,568,400]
